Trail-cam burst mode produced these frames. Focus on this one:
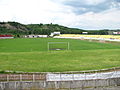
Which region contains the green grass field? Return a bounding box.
[0,38,120,72]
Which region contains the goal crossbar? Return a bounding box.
[48,42,70,51]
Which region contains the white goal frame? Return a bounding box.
[48,42,70,51]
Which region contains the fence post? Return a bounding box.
[72,72,74,81]
[95,72,97,88]
[84,72,86,80]
[7,75,9,82]
[43,81,46,89]
[20,74,22,81]
[83,72,86,88]
[60,72,61,81]
[114,69,117,86]
[33,74,35,82]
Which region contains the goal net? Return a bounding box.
[48,42,69,51]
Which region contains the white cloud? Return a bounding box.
[85,0,106,5]
[70,8,120,29]
[0,0,120,29]
[0,0,74,23]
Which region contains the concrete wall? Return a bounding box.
[0,78,120,90]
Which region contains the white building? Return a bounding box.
[25,35,48,38]
[82,32,88,34]
[113,32,120,35]
[50,32,60,37]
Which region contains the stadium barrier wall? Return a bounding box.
[0,69,120,89]
[0,78,120,90]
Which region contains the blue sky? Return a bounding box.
[0,0,120,30]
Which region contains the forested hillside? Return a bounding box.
[0,22,85,35]
[0,21,119,36]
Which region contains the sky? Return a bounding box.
[0,0,120,30]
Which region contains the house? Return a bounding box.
[82,32,88,34]
[113,32,120,35]
[50,32,60,37]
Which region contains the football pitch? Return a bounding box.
[0,38,120,72]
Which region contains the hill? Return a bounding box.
[0,22,30,35]
[1,21,120,36]
[27,23,85,35]
[0,21,85,35]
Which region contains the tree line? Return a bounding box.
[0,21,120,36]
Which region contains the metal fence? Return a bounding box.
[0,70,120,82]
[0,74,46,82]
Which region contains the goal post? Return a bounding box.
[48,42,69,51]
